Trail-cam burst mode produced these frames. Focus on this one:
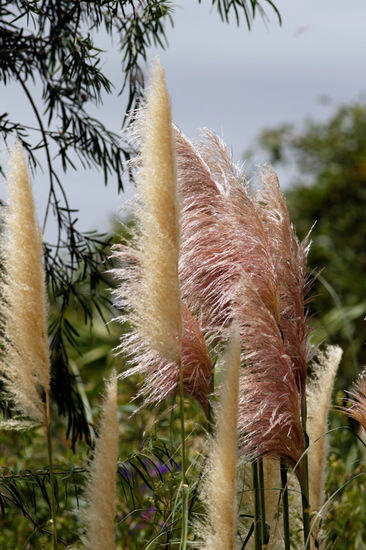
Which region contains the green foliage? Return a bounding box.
[323,454,366,550]
[0,425,86,549]
[0,377,209,548]
[199,0,281,27]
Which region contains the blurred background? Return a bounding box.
[2,0,366,238]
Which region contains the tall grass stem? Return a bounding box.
[206,368,215,435]
[301,399,310,550]
[258,458,267,548]
[45,389,57,550]
[252,460,261,550]
[179,354,186,486]
[280,460,290,550]
[178,344,188,549]
[179,483,189,550]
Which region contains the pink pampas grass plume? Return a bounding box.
[175,131,307,468]
[82,372,118,550]
[176,129,279,344]
[0,141,50,423]
[254,166,313,400]
[342,367,366,431]
[199,326,241,550]
[237,274,304,471]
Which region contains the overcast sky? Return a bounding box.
[1,0,366,241]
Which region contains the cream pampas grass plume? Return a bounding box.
[306,346,342,515]
[112,61,212,410]
[83,372,118,550]
[0,141,50,423]
[125,58,181,362]
[199,326,241,550]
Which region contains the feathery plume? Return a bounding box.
[127,58,181,362]
[176,131,307,468]
[0,141,50,422]
[342,367,366,431]
[304,345,342,547]
[82,372,118,550]
[111,248,212,410]
[254,166,313,399]
[306,346,342,513]
[111,62,212,410]
[199,326,241,550]
[177,129,279,344]
[237,275,304,471]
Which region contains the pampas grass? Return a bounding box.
[124,58,181,363]
[199,326,241,550]
[236,274,304,470]
[177,129,279,344]
[0,141,50,423]
[112,62,212,412]
[82,372,118,550]
[175,131,309,469]
[254,166,313,399]
[343,367,366,430]
[111,248,212,411]
[307,346,342,515]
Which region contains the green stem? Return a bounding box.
[258,458,267,548]
[45,389,57,550]
[252,460,261,550]
[300,437,310,550]
[206,366,215,435]
[178,348,188,550]
[179,355,186,486]
[300,398,310,550]
[280,460,291,550]
[179,483,189,550]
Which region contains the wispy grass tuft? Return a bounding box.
[236,274,304,470]
[111,248,212,412]
[82,372,118,550]
[307,345,342,514]
[198,326,241,550]
[0,141,50,423]
[111,62,212,412]
[254,166,313,400]
[342,366,366,431]
[177,129,279,346]
[121,58,182,363]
